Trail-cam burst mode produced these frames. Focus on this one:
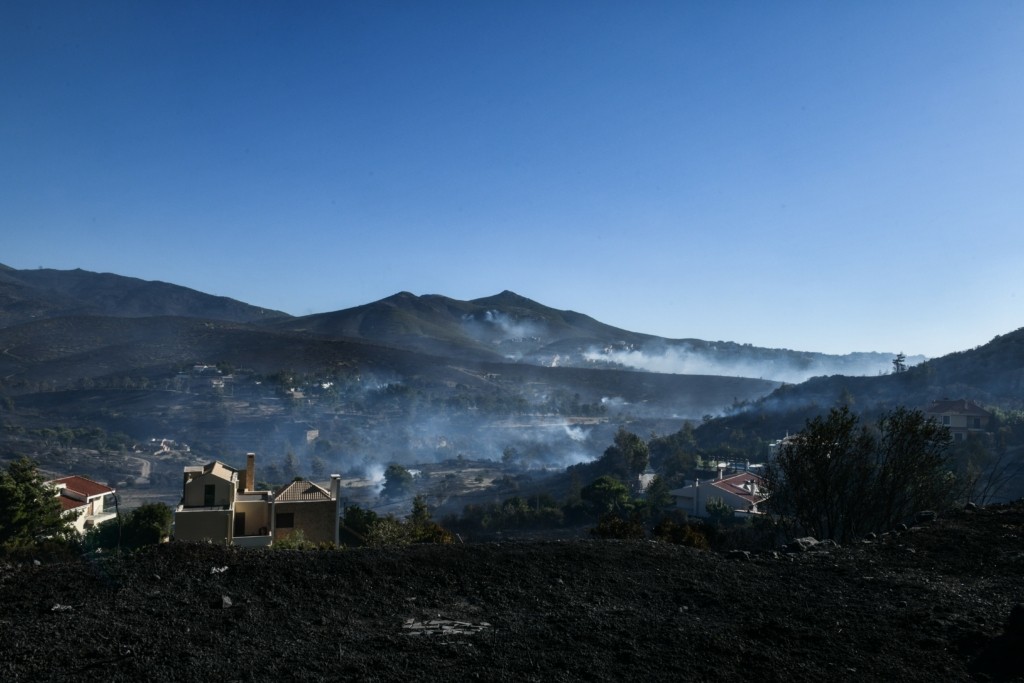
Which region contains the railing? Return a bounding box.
[233,533,273,548]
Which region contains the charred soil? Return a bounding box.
[2,503,1023,682]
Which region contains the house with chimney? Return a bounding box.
[47,475,116,534]
[925,399,993,442]
[668,465,767,518]
[173,453,341,547]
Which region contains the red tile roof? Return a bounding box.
[709,472,767,503]
[50,475,114,498]
[58,496,85,512]
[925,399,992,417]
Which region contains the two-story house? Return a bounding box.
[173,453,341,547]
[925,399,993,441]
[47,475,117,534]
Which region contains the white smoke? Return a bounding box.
[364,463,386,494]
[562,424,588,442]
[585,346,918,384]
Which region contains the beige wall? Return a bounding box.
[182,472,235,508]
[274,501,337,544]
[234,500,271,536]
[174,509,232,543]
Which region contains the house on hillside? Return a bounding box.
[47,475,116,534]
[272,479,339,545]
[668,468,767,518]
[925,399,993,442]
[173,453,341,547]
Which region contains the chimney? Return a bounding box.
[331,474,342,546]
[245,452,255,493]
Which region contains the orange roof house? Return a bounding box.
[47,475,116,534]
[668,469,767,518]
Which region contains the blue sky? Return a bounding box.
[3,1,1022,358]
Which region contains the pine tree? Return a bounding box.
[0,457,76,550]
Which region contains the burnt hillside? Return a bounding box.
[1,501,1022,682]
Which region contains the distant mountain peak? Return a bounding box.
[471,290,543,309]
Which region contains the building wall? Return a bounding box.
[234,500,271,537]
[174,509,232,543]
[274,500,337,544]
[182,472,235,508]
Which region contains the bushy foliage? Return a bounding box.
[352,498,453,547]
[447,495,567,535]
[590,512,646,540]
[580,475,631,516]
[381,464,413,499]
[86,502,172,552]
[340,504,379,545]
[273,528,317,550]
[765,406,955,542]
[651,517,709,550]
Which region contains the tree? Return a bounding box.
[597,427,650,479]
[765,407,954,543]
[381,464,413,499]
[0,457,76,551]
[87,502,171,551]
[581,475,631,516]
[283,451,299,480]
[892,352,907,374]
[310,456,327,479]
[643,475,673,514]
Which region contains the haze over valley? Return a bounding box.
[1,264,1020,511]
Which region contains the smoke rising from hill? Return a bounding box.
[585,345,919,384]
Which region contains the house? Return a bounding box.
[173,453,341,547]
[668,467,767,518]
[272,478,339,545]
[47,475,116,534]
[925,399,993,442]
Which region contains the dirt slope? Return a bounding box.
[1,503,1022,682]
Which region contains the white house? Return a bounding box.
[48,475,117,534]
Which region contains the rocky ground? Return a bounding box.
[1,502,1023,682]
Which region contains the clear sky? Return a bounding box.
[3,1,1022,358]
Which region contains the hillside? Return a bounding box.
[700,326,1024,443]
[0,265,289,327]
[267,288,916,381]
[2,502,1022,682]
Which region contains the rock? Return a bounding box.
[964,502,979,512]
[915,511,937,524]
[211,595,233,609]
[726,550,751,562]
[786,537,819,553]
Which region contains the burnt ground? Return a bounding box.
[1,503,1023,682]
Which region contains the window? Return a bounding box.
[276,512,294,528]
[204,484,216,507]
[972,417,981,429]
[942,416,950,426]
